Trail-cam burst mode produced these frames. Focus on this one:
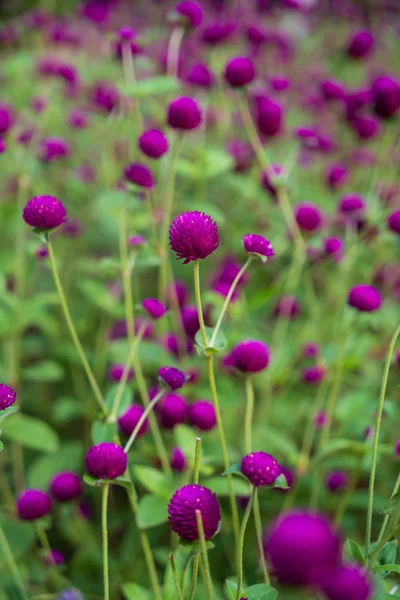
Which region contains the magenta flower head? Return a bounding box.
[302,365,325,385]
[45,549,64,566]
[23,195,67,230]
[124,163,154,189]
[167,97,202,130]
[338,193,365,216]
[324,236,344,262]
[257,97,284,138]
[242,234,274,261]
[107,363,134,383]
[158,366,186,390]
[302,342,319,358]
[224,57,256,88]
[181,305,201,337]
[348,285,381,313]
[40,137,70,162]
[264,511,342,585]
[118,25,135,41]
[350,114,380,140]
[388,209,400,235]
[138,129,169,159]
[169,211,219,264]
[373,76,400,120]
[274,296,300,319]
[128,235,146,249]
[318,564,373,600]
[320,79,346,102]
[168,484,221,540]
[0,102,14,135]
[50,472,83,502]
[0,383,16,410]
[174,1,203,28]
[188,400,216,431]
[170,447,187,472]
[295,202,322,232]
[85,443,127,479]
[241,452,280,487]
[142,298,167,320]
[229,340,271,373]
[157,393,187,429]
[326,163,348,191]
[347,30,374,59]
[118,404,148,437]
[187,63,214,89]
[17,489,52,521]
[325,471,349,494]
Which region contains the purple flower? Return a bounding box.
[124,163,154,188]
[118,25,135,41]
[23,195,67,230]
[395,439,400,458]
[302,342,319,358]
[320,79,346,102]
[187,63,214,89]
[0,102,14,135]
[157,393,187,429]
[142,298,167,319]
[58,589,85,600]
[158,366,186,390]
[247,25,268,46]
[261,164,285,201]
[347,29,374,59]
[175,1,203,28]
[67,108,88,129]
[348,285,381,313]
[324,237,344,261]
[128,235,146,248]
[167,97,202,130]
[373,76,400,119]
[228,139,253,173]
[168,484,221,540]
[17,489,52,521]
[241,452,280,487]
[302,365,325,385]
[256,97,284,138]
[295,202,322,232]
[388,209,400,235]
[350,114,380,140]
[107,363,134,383]
[45,550,64,566]
[169,211,219,264]
[0,383,16,410]
[242,234,274,260]
[50,472,82,502]
[92,81,119,113]
[325,471,349,493]
[318,565,373,600]
[338,194,365,216]
[138,129,169,159]
[40,137,70,162]
[229,340,271,373]
[118,405,148,437]
[85,443,127,480]
[202,21,236,45]
[181,305,201,337]
[274,296,300,319]
[264,511,342,585]
[224,57,256,88]
[170,447,187,472]
[36,246,49,260]
[168,280,188,307]
[188,400,216,431]
[314,410,327,429]
[326,163,348,191]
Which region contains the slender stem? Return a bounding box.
[196,511,214,600]
[102,484,110,600]
[0,523,29,600]
[167,26,185,78]
[210,257,252,347]
[47,239,107,414]
[122,41,142,131]
[253,491,270,585]
[364,323,400,564]
[369,472,400,568]
[124,390,164,453]
[334,458,362,526]
[193,260,208,347]
[169,554,184,600]
[236,486,256,600]
[244,376,255,454]
[297,380,328,476]
[188,555,200,600]
[193,437,201,484]
[238,94,271,170]
[120,204,135,340]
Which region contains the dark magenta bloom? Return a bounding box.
[138,129,169,159]
[302,342,319,358]
[118,404,148,437]
[158,366,186,390]
[0,102,14,135]
[273,296,300,319]
[229,340,271,373]
[324,237,344,261]
[92,81,119,113]
[175,1,203,28]
[295,202,322,232]
[142,298,167,319]
[168,280,188,307]
[242,234,274,260]
[202,21,236,45]
[157,393,187,429]
[395,439,400,457]
[128,235,146,248]
[17,489,52,521]
[350,114,380,140]
[181,305,201,336]
[187,63,214,89]
[320,79,346,102]
[325,471,349,493]
[36,246,49,260]
[23,195,67,230]
[107,363,134,383]
[388,209,400,235]
[314,410,327,429]
[224,57,255,88]
[326,163,348,191]
[124,163,154,188]
[188,400,216,431]
[348,285,381,312]
[261,164,285,201]
[40,137,70,162]
[118,25,135,41]
[264,511,342,585]
[247,25,268,46]
[170,448,187,472]
[45,549,64,566]
[373,76,400,119]
[228,139,253,173]
[50,472,82,502]
[257,98,284,138]
[241,452,280,487]
[347,30,374,59]
[0,137,6,153]
[318,565,373,600]
[0,383,16,410]
[168,484,220,540]
[167,97,202,130]
[67,108,88,129]
[169,211,219,264]
[85,443,127,479]
[302,366,325,385]
[339,194,365,216]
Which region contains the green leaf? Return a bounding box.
[195,326,227,356]
[137,495,169,529]
[121,582,152,600]
[1,414,59,453]
[105,385,132,416]
[0,405,18,424]
[221,463,242,476]
[377,540,397,566]
[23,360,64,382]
[83,473,102,487]
[79,279,121,316]
[0,440,3,452]
[382,492,400,515]
[205,476,251,497]
[32,227,49,244]
[112,476,134,491]
[226,580,242,599]
[272,473,289,490]
[312,438,365,465]
[373,564,400,575]
[344,539,364,564]
[133,466,173,500]
[246,583,279,600]
[174,425,198,461]
[52,397,82,423]
[91,420,117,445]
[121,75,180,98]
[0,512,35,568]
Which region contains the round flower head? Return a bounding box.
[274,296,300,319]
[348,285,381,313]
[181,305,201,337]
[138,129,169,159]
[17,489,52,521]
[295,202,322,232]
[168,484,220,540]
[85,443,127,479]
[157,393,187,429]
[302,365,325,385]
[124,163,154,188]
[319,564,373,600]
[302,342,319,358]
[347,29,374,59]
[326,163,348,190]
[339,194,365,216]
[224,57,255,88]
[118,404,148,437]
[188,400,216,431]
[241,452,280,487]
[50,471,82,502]
[159,366,186,390]
[325,471,349,493]
[107,363,134,383]
[187,63,214,88]
[167,97,202,130]
[320,79,346,102]
[45,550,64,566]
[23,195,67,230]
[388,210,400,235]
[230,340,271,373]
[373,76,400,120]
[128,235,146,249]
[40,137,70,162]
[170,447,187,472]
[0,383,16,410]
[324,237,344,261]
[242,234,274,261]
[264,511,342,585]
[118,25,135,41]
[0,102,14,135]
[169,211,219,264]
[36,246,49,260]
[257,98,284,138]
[174,1,203,28]
[142,298,167,319]
[350,114,380,140]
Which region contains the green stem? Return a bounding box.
[0,523,29,600]
[169,554,184,600]
[188,555,200,600]
[253,491,270,585]
[121,41,142,131]
[369,472,400,568]
[193,260,208,347]
[364,323,400,564]
[102,484,110,600]
[48,239,107,414]
[244,376,255,454]
[196,511,214,600]
[236,486,256,600]
[124,390,164,453]
[167,26,185,79]
[193,437,201,484]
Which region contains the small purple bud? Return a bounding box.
[229,340,271,373]
[325,471,349,494]
[224,56,256,88]
[142,298,167,320]
[50,472,83,502]
[107,363,134,383]
[158,366,186,390]
[118,405,148,437]
[17,489,52,521]
[138,129,169,159]
[242,233,274,260]
[157,393,187,429]
[124,163,155,188]
[170,447,187,472]
[85,443,127,479]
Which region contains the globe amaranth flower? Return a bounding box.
[388,209,400,235]
[338,193,365,216]
[40,137,70,162]
[158,366,186,390]
[302,342,319,358]
[23,195,67,230]
[350,114,380,140]
[348,285,381,312]
[50,471,83,502]
[372,76,400,119]
[85,443,127,479]
[295,202,322,232]
[124,163,154,188]
[187,63,214,89]
[256,97,284,138]
[228,340,271,373]
[168,280,188,307]
[174,1,203,28]
[107,363,134,383]
[0,102,14,135]
[261,164,285,201]
[302,365,325,385]
[138,129,169,159]
[118,25,135,41]
[224,57,255,88]
[320,79,346,102]
[157,393,187,429]
[325,471,349,493]
[264,511,342,585]
[347,29,374,59]
[128,235,146,248]
[181,305,202,337]
[17,489,52,521]
[323,236,344,262]
[45,550,64,566]
[169,211,219,264]
[118,404,148,437]
[58,589,85,600]
[168,484,221,540]
[242,234,274,261]
[142,298,167,319]
[167,97,202,130]
[318,564,373,600]
[188,400,216,431]
[0,383,16,410]
[170,447,187,472]
[326,163,348,190]
[241,452,281,487]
